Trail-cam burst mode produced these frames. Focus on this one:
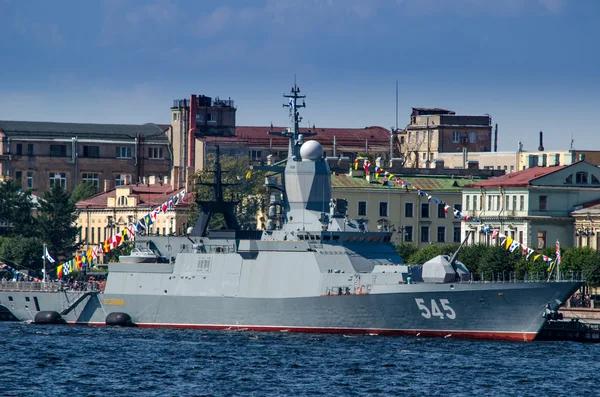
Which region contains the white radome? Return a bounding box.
[300,140,323,161]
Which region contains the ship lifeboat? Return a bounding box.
[34,311,66,325]
[105,312,135,327]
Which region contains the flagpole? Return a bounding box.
[42,244,47,284]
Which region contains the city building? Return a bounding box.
[331,172,465,248]
[74,172,190,260]
[0,121,171,193]
[571,200,600,249]
[169,93,392,171]
[396,107,493,168]
[461,161,600,248]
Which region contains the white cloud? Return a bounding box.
[126,0,178,25]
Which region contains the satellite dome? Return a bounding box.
[300,140,323,161]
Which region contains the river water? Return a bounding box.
[0,322,597,397]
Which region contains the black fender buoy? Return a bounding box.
[105,312,134,327]
[34,311,65,324]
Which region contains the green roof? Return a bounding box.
[332,174,465,192]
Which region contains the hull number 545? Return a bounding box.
[415,298,456,319]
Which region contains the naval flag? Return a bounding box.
[43,246,55,263]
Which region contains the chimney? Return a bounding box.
[171,166,182,190]
[124,175,132,185]
[493,124,498,152]
[580,154,586,161]
[467,160,479,170]
[148,175,157,185]
[538,131,544,151]
[188,94,197,170]
[103,179,111,192]
[434,159,445,169]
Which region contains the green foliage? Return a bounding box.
[396,243,418,263]
[407,244,442,264]
[0,179,36,237]
[36,183,80,262]
[105,241,134,263]
[0,236,43,274]
[478,246,514,281]
[563,247,600,285]
[458,244,488,273]
[191,153,268,230]
[70,181,98,203]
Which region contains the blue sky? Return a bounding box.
[0,0,598,151]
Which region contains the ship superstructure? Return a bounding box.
[0,85,582,341]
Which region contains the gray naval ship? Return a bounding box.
[0,85,583,341]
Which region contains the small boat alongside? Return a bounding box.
[118,247,161,263]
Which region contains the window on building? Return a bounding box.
[404,226,413,242]
[519,195,524,211]
[454,226,461,243]
[14,171,22,185]
[539,195,547,211]
[405,202,414,217]
[452,131,460,143]
[207,113,216,123]
[466,196,470,211]
[82,145,100,158]
[592,175,600,184]
[564,174,573,184]
[576,172,588,184]
[50,144,67,157]
[26,171,33,189]
[115,174,131,186]
[437,203,446,218]
[469,131,477,143]
[510,165,514,173]
[27,144,34,156]
[496,196,501,210]
[420,226,430,243]
[148,147,164,159]
[195,112,204,122]
[437,226,446,242]
[379,202,388,217]
[16,144,22,155]
[249,150,262,160]
[358,201,367,216]
[82,173,100,188]
[49,172,67,189]
[512,196,517,211]
[173,113,179,121]
[537,231,547,249]
[421,203,429,218]
[473,196,477,212]
[519,231,523,244]
[116,147,132,158]
[488,195,492,211]
[91,227,95,244]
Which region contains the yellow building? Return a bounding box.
[331,172,465,248]
[75,175,192,261]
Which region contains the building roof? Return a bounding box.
[463,166,565,189]
[332,174,464,192]
[572,199,600,215]
[75,184,189,210]
[0,120,169,142]
[200,126,391,148]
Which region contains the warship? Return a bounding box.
[0,85,583,341]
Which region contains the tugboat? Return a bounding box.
[0,85,583,341]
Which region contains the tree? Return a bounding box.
[478,246,515,281]
[0,236,43,274]
[458,244,488,273]
[396,243,419,263]
[407,244,442,264]
[0,179,36,237]
[37,183,80,262]
[190,153,268,230]
[70,181,98,203]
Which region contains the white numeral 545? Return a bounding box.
[415,298,456,320]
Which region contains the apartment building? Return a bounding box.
[0,121,171,193]
[461,161,600,248]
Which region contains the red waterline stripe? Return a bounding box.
[70,322,537,342]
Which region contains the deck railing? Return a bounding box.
[0,281,63,292]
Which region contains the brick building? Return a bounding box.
[0,121,171,193]
[397,108,493,168]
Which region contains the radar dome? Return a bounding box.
[300,140,323,161]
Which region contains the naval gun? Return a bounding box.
[422,231,472,283]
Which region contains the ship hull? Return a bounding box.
[0,281,582,342]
